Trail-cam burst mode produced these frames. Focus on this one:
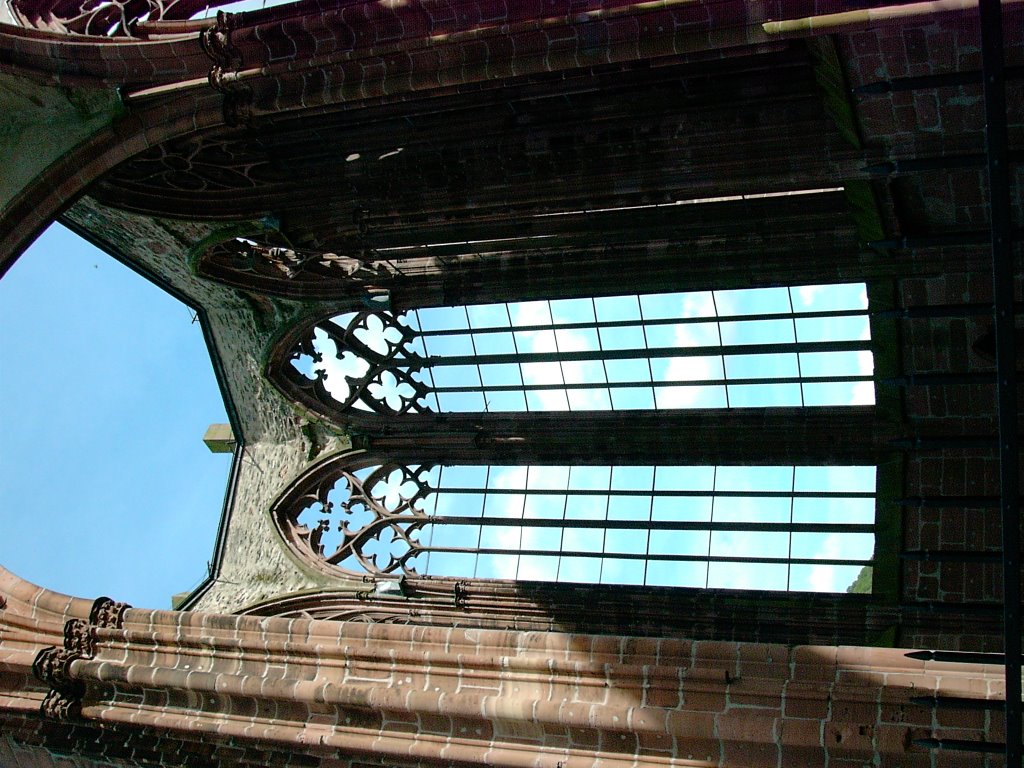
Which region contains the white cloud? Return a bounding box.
[797,284,823,308]
[808,534,844,592]
[681,292,717,319]
[856,350,874,375]
[848,380,875,406]
[510,302,575,410]
[656,309,722,408]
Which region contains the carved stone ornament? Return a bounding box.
[40,689,82,721]
[89,596,130,629]
[32,647,85,697]
[63,619,95,658]
[200,11,254,127]
[33,597,132,720]
[341,611,415,625]
[197,238,397,300]
[200,11,242,71]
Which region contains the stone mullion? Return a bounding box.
[338,190,850,254]
[289,135,852,246]
[367,408,893,467]
[387,242,987,311]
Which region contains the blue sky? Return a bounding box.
[0,0,308,607]
[0,224,232,609]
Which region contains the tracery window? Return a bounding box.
[280,460,876,594]
[284,283,874,417]
[274,280,884,595]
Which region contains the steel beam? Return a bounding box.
[854,65,1024,94]
[979,2,1022,764]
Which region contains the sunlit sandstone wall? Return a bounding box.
[0,568,1009,768]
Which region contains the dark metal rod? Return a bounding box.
[890,437,998,450]
[441,488,874,499]
[862,150,1024,176]
[901,601,1004,615]
[421,546,871,566]
[910,696,1006,712]
[906,649,1007,664]
[417,308,868,337]
[426,340,871,367]
[897,497,1007,508]
[883,373,995,386]
[435,375,872,394]
[863,154,984,175]
[980,3,1022,764]
[874,303,1010,319]
[868,229,1024,249]
[432,517,874,533]
[853,64,1024,94]
[901,550,1002,564]
[912,737,1006,754]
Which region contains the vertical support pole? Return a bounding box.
[979,2,1021,765]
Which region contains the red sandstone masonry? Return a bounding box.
[7,0,1003,265]
[0,568,1009,767]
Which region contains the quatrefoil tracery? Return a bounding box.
[290,312,432,416]
[292,464,435,576]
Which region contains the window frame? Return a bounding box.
[266,280,900,602]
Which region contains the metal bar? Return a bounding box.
[420,546,871,566]
[853,65,1024,94]
[868,229,1024,249]
[901,550,1002,564]
[435,375,872,394]
[427,340,871,367]
[912,737,1006,754]
[911,696,1006,711]
[418,308,869,337]
[980,3,1022,763]
[897,496,1009,508]
[890,437,998,450]
[874,303,1003,319]
[432,517,875,533]
[902,601,1004,615]
[862,150,1024,176]
[883,373,995,386]
[864,154,986,174]
[906,649,1007,664]
[442,488,874,499]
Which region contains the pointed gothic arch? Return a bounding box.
[273,448,880,596]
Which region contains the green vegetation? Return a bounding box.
[846,565,873,594]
